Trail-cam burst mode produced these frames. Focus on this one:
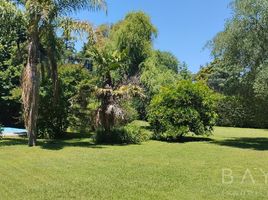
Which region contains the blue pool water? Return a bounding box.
[2,127,27,133]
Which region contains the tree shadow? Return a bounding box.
[0,138,28,146]
[59,132,94,140]
[0,137,104,151]
[178,136,214,143]
[211,137,268,151]
[40,139,104,150]
[156,136,214,144]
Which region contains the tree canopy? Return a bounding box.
[203,0,268,128]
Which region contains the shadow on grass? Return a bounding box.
[156,135,268,151]
[211,137,268,151]
[3,135,267,151]
[40,140,104,150]
[156,136,214,144]
[178,136,214,143]
[0,137,104,150]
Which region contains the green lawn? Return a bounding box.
[1,127,268,200]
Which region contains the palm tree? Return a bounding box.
[89,48,144,132]
[15,0,107,146]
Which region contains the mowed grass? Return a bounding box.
[1,127,268,200]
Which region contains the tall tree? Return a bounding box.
[210,0,268,94]
[109,12,157,78]
[154,50,180,73]
[89,47,143,132]
[208,0,268,128]
[14,0,106,146]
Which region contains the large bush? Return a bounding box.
[148,80,218,141]
[38,64,94,138]
[94,120,152,144]
[38,78,68,138]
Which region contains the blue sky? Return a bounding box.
[73,0,232,73]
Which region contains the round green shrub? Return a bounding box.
[148,80,218,141]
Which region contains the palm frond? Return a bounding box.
[55,0,107,15]
[95,87,113,97]
[59,17,94,39]
[113,84,145,98]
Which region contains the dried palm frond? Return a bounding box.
[113,84,145,98]
[59,17,94,39]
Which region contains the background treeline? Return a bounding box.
[195,0,268,128]
[1,0,268,143]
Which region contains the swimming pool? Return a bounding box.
[1,127,27,136]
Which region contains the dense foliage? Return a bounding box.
[216,96,246,127]
[148,81,218,141]
[38,64,93,138]
[141,51,180,97]
[0,1,26,127]
[82,12,158,135]
[94,120,152,144]
[197,0,268,128]
[109,12,157,77]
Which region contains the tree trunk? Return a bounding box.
[47,48,59,103]
[22,21,40,147]
[47,25,59,104]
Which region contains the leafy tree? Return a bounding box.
[210,0,268,97]
[207,0,268,128]
[141,52,179,97]
[59,64,96,134]
[0,1,27,127]
[140,50,189,119]
[141,51,191,98]
[109,12,157,77]
[216,96,247,127]
[211,0,268,71]
[195,59,241,94]
[83,12,157,79]
[148,80,218,141]
[154,50,179,73]
[253,63,268,99]
[38,64,93,138]
[179,62,192,80]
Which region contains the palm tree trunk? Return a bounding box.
[47,24,59,103]
[22,20,40,147]
[47,48,59,103]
